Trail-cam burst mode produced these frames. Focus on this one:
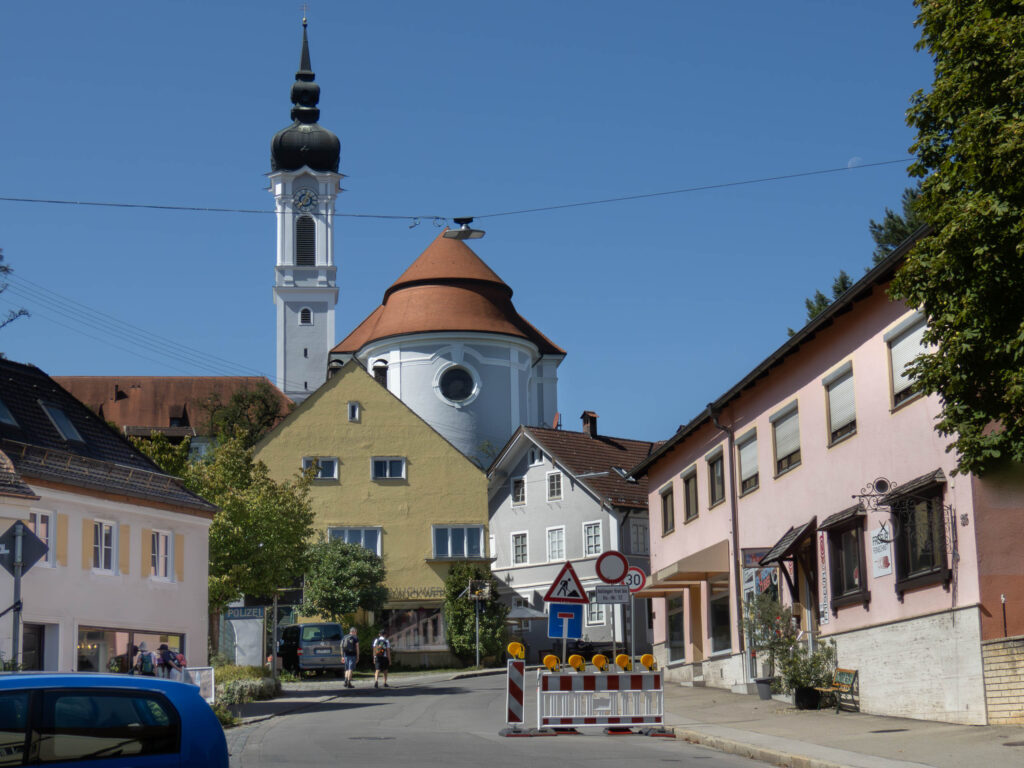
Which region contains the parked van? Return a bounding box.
[277,622,344,675]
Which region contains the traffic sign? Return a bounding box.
[593,584,630,604]
[595,550,629,584]
[547,603,583,640]
[0,522,48,577]
[543,561,589,604]
[624,566,647,594]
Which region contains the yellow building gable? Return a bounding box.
[253,360,488,608]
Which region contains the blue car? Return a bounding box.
[0,672,228,767]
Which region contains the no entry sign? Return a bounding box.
[595,550,629,584]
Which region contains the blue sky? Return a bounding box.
[0,1,932,443]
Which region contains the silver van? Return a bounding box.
[277,622,344,675]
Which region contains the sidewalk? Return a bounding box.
[661,682,1024,768]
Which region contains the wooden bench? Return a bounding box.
[815,668,858,713]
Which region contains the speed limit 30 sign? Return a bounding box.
[623,566,647,594]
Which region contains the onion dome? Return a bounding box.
[270,19,340,173]
[332,231,565,356]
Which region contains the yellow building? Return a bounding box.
[253,360,488,664]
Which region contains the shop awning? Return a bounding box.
[759,517,817,566]
[634,540,729,598]
[880,468,946,505]
[819,503,865,531]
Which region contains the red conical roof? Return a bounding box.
[333,231,564,356]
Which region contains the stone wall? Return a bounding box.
[982,635,1024,725]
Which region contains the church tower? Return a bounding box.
[269,19,341,403]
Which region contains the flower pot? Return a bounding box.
[755,677,773,700]
[793,686,821,710]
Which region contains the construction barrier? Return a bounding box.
[506,660,525,724]
[537,670,663,729]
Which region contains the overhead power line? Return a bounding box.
[0,157,910,224]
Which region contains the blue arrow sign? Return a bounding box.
[547,602,583,640]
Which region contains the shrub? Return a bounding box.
[219,677,278,706]
[210,701,238,728]
[214,665,266,685]
[779,642,836,694]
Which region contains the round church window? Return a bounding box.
[439,367,474,402]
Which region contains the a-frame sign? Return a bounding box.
[543,561,590,604]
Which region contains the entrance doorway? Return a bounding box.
[22,623,45,670]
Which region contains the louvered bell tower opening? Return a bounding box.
[296,215,316,265]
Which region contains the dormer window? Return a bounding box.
[40,401,84,442]
[0,398,17,428]
[295,215,316,266]
[299,308,313,326]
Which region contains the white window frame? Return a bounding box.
[347,401,361,422]
[511,477,526,506]
[546,526,565,562]
[150,529,172,581]
[736,428,758,495]
[583,520,602,557]
[372,456,406,480]
[630,518,649,555]
[511,531,529,565]
[431,525,484,559]
[92,520,116,574]
[302,456,338,480]
[586,593,606,626]
[28,510,55,567]
[546,471,563,501]
[329,526,383,556]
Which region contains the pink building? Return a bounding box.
[631,236,1024,725]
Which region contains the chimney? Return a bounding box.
[581,410,598,438]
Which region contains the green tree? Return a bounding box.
[202,381,290,449]
[301,535,387,622]
[788,270,854,336]
[0,250,28,338]
[890,1,1024,475]
[442,562,508,665]
[869,185,925,264]
[136,433,315,609]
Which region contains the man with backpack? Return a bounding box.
[133,642,156,676]
[372,629,391,688]
[342,627,359,688]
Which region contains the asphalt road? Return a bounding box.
[228,674,771,768]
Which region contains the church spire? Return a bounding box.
[290,17,321,124]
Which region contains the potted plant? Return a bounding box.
[743,592,796,699]
[779,641,837,709]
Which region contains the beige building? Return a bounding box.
[254,360,489,665]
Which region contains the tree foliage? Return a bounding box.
[890,1,1024,475]
[869,185,925,264]
[135,433,315,609]
[301,536,387,622]
[0,250,28,338]
[788,270,853,336]
[201,381,290,449]
[442,562,508,664]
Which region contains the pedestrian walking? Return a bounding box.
[157,643,183,680]
[372,629,391,688]
[342,627,359,688]
[133,642,156,676]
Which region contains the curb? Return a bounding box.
[673,727,853,768]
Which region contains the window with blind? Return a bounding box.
[295,215,316,265]
[771,403,801,475]
[707,452,725,507]
[660,487,675,534]
[825,364,857,444]
[683,471,699,521]
[888,317,926,406]
[737,430,758,494]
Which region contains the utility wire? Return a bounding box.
[0,157,910,224]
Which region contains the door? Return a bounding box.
[22,624,44,671]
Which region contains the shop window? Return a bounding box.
[827,522,869,609]
[667,595,686,662]
[893,491,949,593]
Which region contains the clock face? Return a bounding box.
[292,188,318,211]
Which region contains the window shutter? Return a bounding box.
[890,322,926,396]
[57,513,68,567]
[738,438,758,482]
[828,371,856,432]
[81,519,94,570]
[142,528,153,579]
[119,524,131,575]
[774,410,800,459]
[296,216,316,265]
[175,534,185,582]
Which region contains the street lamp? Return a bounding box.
[443,217,486,240]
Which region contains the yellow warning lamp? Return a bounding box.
[506,642,525,660]
[567,654,585,672]
[591,654,609,671]
[615,654,632,671]
[640,653,656,671]
[543,654,560,672]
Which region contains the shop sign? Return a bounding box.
[818,532,830,625]
[870,527,893,577]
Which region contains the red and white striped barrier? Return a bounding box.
[537,670,663,729]
[506,660,525,724]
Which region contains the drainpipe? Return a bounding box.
[707,403,747,683]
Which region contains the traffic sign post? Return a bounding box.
[548,602,583,665]
[0,521,48,668]
[624,566,647,665]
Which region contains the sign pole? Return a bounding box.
[271,592,278,683]
[630,595,635,665]
[12,522,23,669]
[611,605,617,663]
[561,618,568,665]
